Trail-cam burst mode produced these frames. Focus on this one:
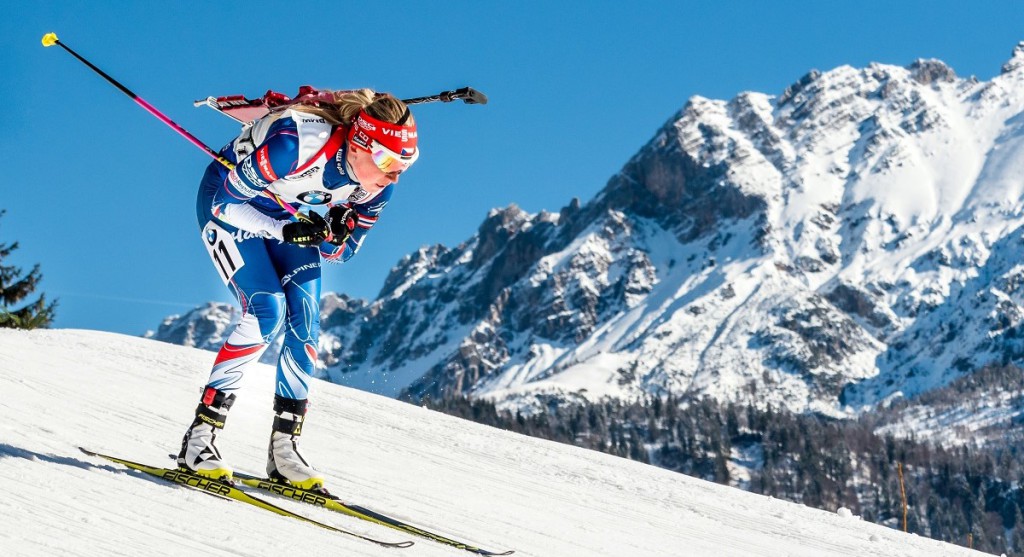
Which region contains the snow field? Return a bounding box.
[0,329,985,556]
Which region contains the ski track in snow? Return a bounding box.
[0,329,985,556]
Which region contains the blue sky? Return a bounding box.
[3,1,1022,335]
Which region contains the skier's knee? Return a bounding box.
[248,292,287,339]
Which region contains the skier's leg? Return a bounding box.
[272,248,321,401]
[206,269,286,394]
[179,214,287,479]
[265,242,325,489]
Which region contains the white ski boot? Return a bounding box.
[266,395,325,490]
[177,386,236,481]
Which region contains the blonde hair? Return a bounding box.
[288,88,413,127]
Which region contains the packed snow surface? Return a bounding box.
[0,329,985,556]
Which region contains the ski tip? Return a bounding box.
[41,33,59,47]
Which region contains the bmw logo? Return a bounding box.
[298,191,332,205]
[205,228,218,245]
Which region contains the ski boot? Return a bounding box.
[177,386,236,482]
[266,395,325,490]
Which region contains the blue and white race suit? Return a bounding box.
[195,109,390,401]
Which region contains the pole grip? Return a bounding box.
[402,87,488,106]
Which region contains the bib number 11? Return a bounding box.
[202,222,245,285]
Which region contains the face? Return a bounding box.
[347,145,402,194]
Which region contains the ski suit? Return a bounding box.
[196,109,390,400]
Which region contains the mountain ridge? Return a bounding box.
[151,43,1024,429]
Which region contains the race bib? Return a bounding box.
[202,221,245,285]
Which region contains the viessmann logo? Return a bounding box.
[380,128,417,142]
[256,146,279,181]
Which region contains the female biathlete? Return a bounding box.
[177,89,418,490]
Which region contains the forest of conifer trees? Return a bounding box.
[420,364,1024,555]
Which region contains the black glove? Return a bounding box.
[326,205,358,246]
[282,211,329,247]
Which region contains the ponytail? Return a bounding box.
[288,88,412,127]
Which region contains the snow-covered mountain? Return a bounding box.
[0,328,985,557]
[145,301,238,353]
[155,43,1024,420]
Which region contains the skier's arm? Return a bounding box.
[320,186,393,263]
[210,126,299,240]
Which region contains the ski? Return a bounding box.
[78,447,413,549]
[234,471,514,556]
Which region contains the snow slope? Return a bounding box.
[0,329,986,557]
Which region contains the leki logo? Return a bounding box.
[357,118,377,131]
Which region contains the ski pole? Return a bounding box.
[41,33,487,222]
[401,87,488,106]
[40,32,304,221]
[41,33,236,172]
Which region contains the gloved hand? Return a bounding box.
[326,205,358,246]
[282,211,329,247]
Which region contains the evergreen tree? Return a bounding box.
[0,211,57,329]
[419,379,1024,556]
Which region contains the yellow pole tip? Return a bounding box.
[41,33,59,47]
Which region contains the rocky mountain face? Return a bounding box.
[145,302,238,353]
[153,43,1024,429]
